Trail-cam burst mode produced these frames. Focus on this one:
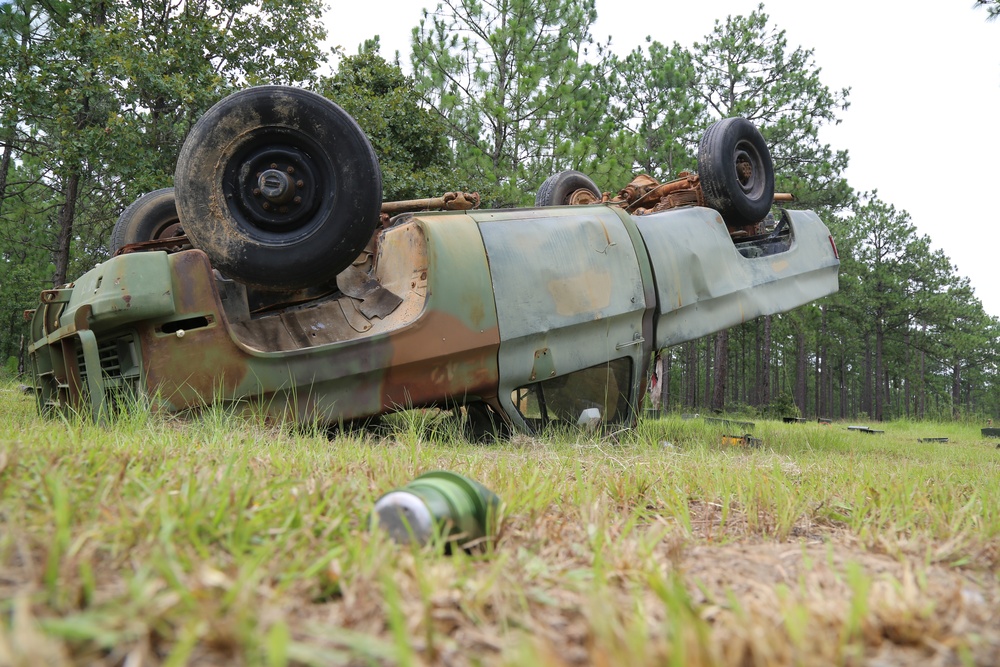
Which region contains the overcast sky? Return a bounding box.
[322,1,1000,319]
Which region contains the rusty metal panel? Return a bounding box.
[635,208,839,349]
[474,206,647,429]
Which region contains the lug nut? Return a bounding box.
[253,188,261,196]
[296,180,304,188]
[262,202,270,210]
[293,196,302,204]
[286,166,295,174]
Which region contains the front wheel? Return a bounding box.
[174,86,382,291]
[698,117,774,226]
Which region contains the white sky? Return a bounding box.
[322,1,1000,319]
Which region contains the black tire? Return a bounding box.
[110,188,181,255]
[698,118,774,226]
[174,86,382,291]
[535,170,601,207]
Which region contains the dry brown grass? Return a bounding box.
[1,383,999,666]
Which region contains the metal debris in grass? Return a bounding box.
[721,434,762,448]
[847,425,885,434]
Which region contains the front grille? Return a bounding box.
[76,333,141,405]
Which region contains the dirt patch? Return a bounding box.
[680,538,999,666]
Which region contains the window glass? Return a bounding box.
[512,358,632,429]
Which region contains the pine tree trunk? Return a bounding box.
[882,368,899,418]
[741,327,749,405]
[712,330,728,411]
[704,336,713,410]
[903,330,911,418]
[814,326,821,417]
[761,315,772,406]
[664,350,672,410]
[874,325,885,421]
[795,328,806,416]
[3,310,17,362]
[773,345,778,400]
[0,27,30,217]
[918,326,927,419]
[736,326,744,406]
[952,362,961,420]
[839,355,847,419]
[818,308,829,417]
[18,334,26,376]
[754,321,762,406]
[686,342,698,408]
[0,127,13,215]
[53,172,81,287]
[861,337,873,418]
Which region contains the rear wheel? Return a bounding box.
[174,86,382,291]
[698,117,774,226]
[535,170,601,207]
[110,188,181,255]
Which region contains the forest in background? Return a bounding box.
[1,0,997,422]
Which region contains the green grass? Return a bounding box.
[1,380,999,666]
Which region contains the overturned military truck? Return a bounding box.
[27,86,840,437]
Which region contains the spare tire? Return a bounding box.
[174,86,382,291]
[535,170,601,207]
[110,188,181,255]
[698,118,774,226]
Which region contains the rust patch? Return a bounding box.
[141,251,250,408]
[382,310,500,411]
[381,191,480,216]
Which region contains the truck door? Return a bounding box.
[474,206,652,432]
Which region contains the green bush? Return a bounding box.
[760,391,799,419]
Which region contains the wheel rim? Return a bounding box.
[151,218,182,240]
[566,187,600,205]
[222,129,332,239]
[734,139,765,198]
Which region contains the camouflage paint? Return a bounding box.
[29,214,501,425]
[633,208,840,349]
[27,204,839,432]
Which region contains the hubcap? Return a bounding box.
[225,140,325,234]
[733,140,763,197]
[258,169,295,204]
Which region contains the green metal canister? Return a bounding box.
[372,471,500,548]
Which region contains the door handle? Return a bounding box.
[615,333,644,350]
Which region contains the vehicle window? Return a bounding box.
[733,211,793,258]
[512,358,632,429]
